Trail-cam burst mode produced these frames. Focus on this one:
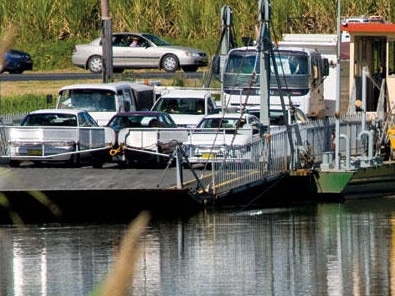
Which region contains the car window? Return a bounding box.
[207,98,216,114]
[141,34,170,46]
[160,114,177,127]
[112,35,129,47]
[78,112,98,127]
[122,89,135,112]
[197,118,221,128]
[155,98,208,115]
[21,113,78,126]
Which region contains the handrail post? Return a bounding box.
[176,146,183,189]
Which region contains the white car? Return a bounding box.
[151,89,219,128]
[72,33,208,73]
[184,113,265,164]
[7,109,111,167]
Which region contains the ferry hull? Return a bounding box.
[343,162,395,198]
[314,170,355,194]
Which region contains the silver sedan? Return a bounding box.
[72,33,208,73]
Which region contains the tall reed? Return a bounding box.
[0,0,393,71]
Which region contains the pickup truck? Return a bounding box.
[183,112,266,164]
[4,109,112,167]
[56,81,140,126]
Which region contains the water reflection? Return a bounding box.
[1,197,395,295]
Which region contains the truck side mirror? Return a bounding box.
[46,94,53,105]
[211,55,220,75]
[124,101,131,112]
[322,58,329,77]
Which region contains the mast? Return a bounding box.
[257,0,271,128]
[335,0,341,169]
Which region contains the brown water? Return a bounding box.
[1,197,395,295]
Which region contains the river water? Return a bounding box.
[1,196,395,296]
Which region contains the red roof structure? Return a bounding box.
[341,23,395,34]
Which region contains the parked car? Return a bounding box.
[7,109,110,167]
[72,33,208,73]
[150,89,219,128]
[104,111,182,167]
[0,49,33,74]
[183,113,265,164]
[107,111,177,130]
[245,106,309,125]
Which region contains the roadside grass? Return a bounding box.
[0,70,215,114]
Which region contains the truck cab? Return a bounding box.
[56,81,138,126]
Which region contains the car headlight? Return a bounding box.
[186,52,200,57]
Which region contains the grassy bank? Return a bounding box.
[1,0,393,71]
[0,0,392,114]
[0,73,209,114]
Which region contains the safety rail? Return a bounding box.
[188,114,370,198]
[0,114,371,200]
[298,114,368,164]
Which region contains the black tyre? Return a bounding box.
[9,69,23,74]
[9,160,20,167]
[91,150,108,168]
[67,144,81,168]
[181,66,198,72]
[161,54,179,72]
[87,55,103,73]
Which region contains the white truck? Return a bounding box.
[213,45,329,119]
[55,81,139,126]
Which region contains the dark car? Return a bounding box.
[106,110,177,131]
[105,111,179,167]
[1,49,33,74]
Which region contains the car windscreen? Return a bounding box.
[58,89,116,112]
[197,118,242,128]
[153,98,206,115]
[108,113,177,128]
[21,114,77,126]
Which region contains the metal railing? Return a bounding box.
[189,113,369,198]
[0,114,370,199]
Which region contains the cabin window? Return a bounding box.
[388,40,395,76]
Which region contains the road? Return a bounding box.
[0,71,204,82]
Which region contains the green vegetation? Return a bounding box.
[0,95,56,114]
[1,0,393,71]
[0,0,393,114]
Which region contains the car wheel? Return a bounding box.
[67,144,81,167]
[161,54,179,72]
[9,160,20,167]
[91,151,107,168]
[9,69,23,74]
[181,66,198,72]
[87,55,103,73]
